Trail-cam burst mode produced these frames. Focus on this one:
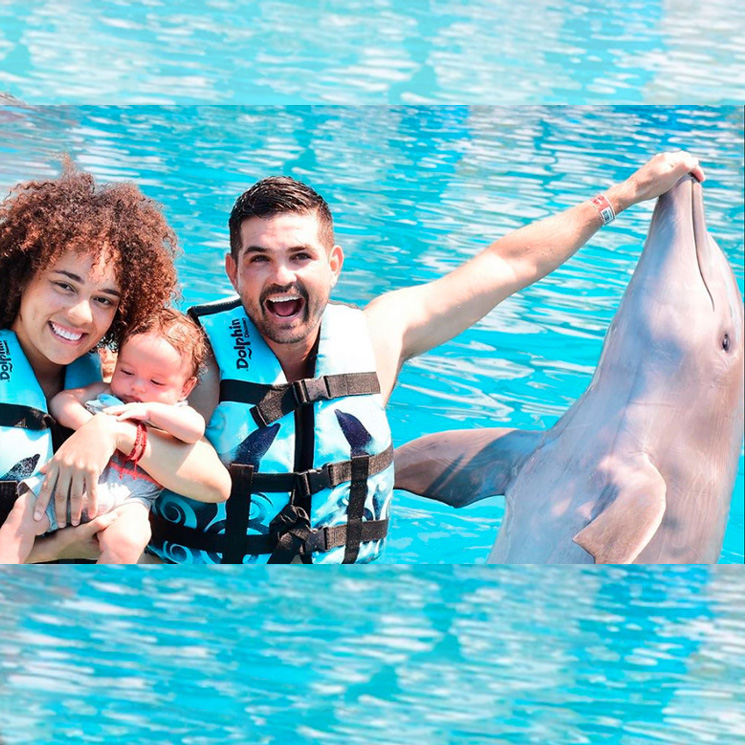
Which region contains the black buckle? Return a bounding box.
[291,379,310,406]
[268,504,329,554]
[295,465,329,498]
[251,406,270,428]
[302,527,328,553]
[291,377,331,407]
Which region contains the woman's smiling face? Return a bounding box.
[12,248,121,372]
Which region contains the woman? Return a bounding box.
[0,164,231,561]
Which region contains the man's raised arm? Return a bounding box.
[365,151,704,400]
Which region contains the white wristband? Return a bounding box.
[591,194,616,225]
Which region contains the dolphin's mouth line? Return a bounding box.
[691,181,715,312]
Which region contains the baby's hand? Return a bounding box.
[105,402,152,423]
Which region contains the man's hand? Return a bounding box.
[34,413,120,527]
[610,151,705,213]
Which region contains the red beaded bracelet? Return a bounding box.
[591,194,616,225]
[125,422,148,469]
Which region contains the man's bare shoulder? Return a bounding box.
[363,293,409,404]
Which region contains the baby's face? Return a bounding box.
[110,331,195,405]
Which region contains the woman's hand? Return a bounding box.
[25,511,118,563]
[34,412,122,528]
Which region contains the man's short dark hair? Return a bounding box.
[229,176,334,258]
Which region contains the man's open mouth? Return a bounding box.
[265,295,305,319]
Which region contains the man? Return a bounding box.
[147,151,705,564]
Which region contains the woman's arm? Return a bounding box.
[111,417,228,501]
[33,412,231,530]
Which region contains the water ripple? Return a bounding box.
[1,1,745,103]
[1,567,744,744]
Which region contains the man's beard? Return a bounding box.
[248,282,325,345]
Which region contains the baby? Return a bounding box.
[0,308,209,564]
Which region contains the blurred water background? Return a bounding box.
[0,566,744,744]
[0,0,744,104]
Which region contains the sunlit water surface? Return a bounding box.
[0,1,744,104]
[0,567,744,744]
[0,105,742,564]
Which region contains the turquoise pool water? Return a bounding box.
[0,104,743,564]
[1,566,744,744]
[0,1,744,104]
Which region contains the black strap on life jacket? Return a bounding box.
[219,372,381,427]
[150,444,393,564]
[289,385,316,564]
[0,481,18,527]
[220,464,255,565]
[0,403,55,431]
[239,444,393,499]
[266,503,313,563]
[150,510,389,561]
[343,454,370,564]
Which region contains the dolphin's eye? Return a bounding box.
[722,334,730,352]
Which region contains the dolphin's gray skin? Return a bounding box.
[0,93,26,105]
[395,176,744,563]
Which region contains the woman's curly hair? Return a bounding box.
[0,163,179,348]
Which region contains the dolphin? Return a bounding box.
[395,175,744,563]
[0,92,26,105]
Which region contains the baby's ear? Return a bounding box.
[182,376,198,399]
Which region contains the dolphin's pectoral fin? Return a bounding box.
[573,457,667,564]
[395,428,542,509]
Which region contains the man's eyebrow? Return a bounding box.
[51,269,121,297]
[242,244,316,254]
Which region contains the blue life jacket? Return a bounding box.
[149,297,394,564]
[0,329,101,524]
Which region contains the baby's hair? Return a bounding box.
[124,307,208,380]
